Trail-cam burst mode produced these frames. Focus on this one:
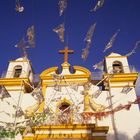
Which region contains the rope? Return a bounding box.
[13,80,24,132]
[107,75,119,140]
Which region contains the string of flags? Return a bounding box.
[0,86,11,100]
[81,96,140,121]
[53,23,65,43]
[31,85,44,103]
[84,23,97,47]
[26,25,35,48]
[15,25,35,57]
[90,0,105,12]
[125,40,140,57]
[82,23,97,61]
[103,29,120,52]
[58,0,67,16]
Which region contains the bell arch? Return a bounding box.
[112,61,124,73]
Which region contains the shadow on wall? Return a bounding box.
[136,73,140,109]
[107,130,140,140]
[134,129,140,140]
[107,132,129,140]
[136,73,140,94]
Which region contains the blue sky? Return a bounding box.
[0,0,140,76]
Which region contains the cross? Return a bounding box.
[59,47,74,62]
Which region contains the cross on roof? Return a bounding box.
[59,47,74,62]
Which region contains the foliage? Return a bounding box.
[0,129,15,138]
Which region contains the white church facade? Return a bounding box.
[0,47,140,140]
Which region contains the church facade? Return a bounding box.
[0,47,140,140]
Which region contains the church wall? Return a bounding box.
[45,86,84,111]
[97,87,140,139]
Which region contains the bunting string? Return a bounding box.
[81,96,140,121]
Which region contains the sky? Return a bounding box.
[0,0,140,78]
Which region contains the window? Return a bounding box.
[112,61,123,73]
[58,102,71,124]
[59,102,70,112]
[13,65,22,78]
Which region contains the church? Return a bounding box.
[0,46,140,140]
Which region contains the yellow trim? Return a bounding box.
[40,65,91,80]
[73,66,91,75]
[56,98,72,109]
[9,58,31,63]
[103,73,138,83]
[84,91,91,112]
[42,80,88,86]
[110,85,135,88]
[40,67,58,78]
[3,89,25,91]
[41,74,90,79]
[0,77,33,93]
[38,84,46,112]
[105,56,127,58]
[23,124,108,140]
[0,78,30,86]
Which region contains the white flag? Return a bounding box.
[15,0,24,13]
[125,40,140,57]
[81,46,90,61]
[53,23,65,43]
[103,29,120,52]
[91,0,104,12]
[51,73,64,82]
[15,107,24,117]
[32,87,44,103]
[93,60,104,70]
[27,25,35,48]
[0,86,11,99]
[58,0,67,16]
[121,85,132,94]
[54,84,61,92]
[15,38,29,57]
[93,89,102,98]
[70,83,79,91]
[84,23,96,47]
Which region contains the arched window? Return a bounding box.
[59,102,70,112]
[13,65,22,78]
[58,102,71,124]
[112,61,124,73]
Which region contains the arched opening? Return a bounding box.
[59,102,70,112]
[58,102,71,124]
[13,65,22,78]
[112,61,123,73]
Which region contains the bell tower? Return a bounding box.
[104,52,130,74]
[0,57,34,94]
[102,52,140,139]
